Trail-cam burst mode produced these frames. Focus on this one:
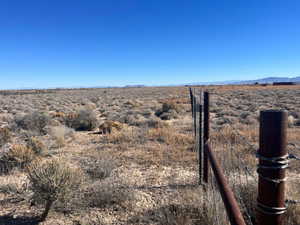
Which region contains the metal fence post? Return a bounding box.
[193,89,197,137]
[198,97,203,185]
[189,88,193,118]
[203,91,210,183]
[257,110,288,225]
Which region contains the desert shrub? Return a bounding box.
[27,158,83,221]
[123,100,141,108]
[49,125,75,148]
[162,101,181,113]
[160,110,179,120]
[65,109,98,131]
[147,127,193,147]
[122,113,143,126]
[129,188,224,225]
[139,205,200,225]
[212,125,241,145]
[155,101,181,120]
[102,125,148,146]
[143,117,169,128]
[73,214,105,225]
[15,111,50,135]
[104,126,135,144]
[240,111,250,119]
[0,173,29,198]
[85,102,97,110]
[214,116,238,127]
[84,180,134,209]
[48,119,62,126]
[80,157,116,180]
[26,136,46,154]
[140,109,153,118]
[0,144,35,173]
[0,127,11,147]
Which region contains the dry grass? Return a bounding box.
[26,136,46,154]
[0,85,299,224]
[0,127,11,147]
[49,125,75,148]
[0,144,36,174]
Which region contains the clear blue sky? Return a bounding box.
[1,0,300,89]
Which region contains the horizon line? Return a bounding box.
[0,75,299,91]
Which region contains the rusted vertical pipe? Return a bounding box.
[203,91,210,183]
[198,96,203,185]
[257,110,288,225]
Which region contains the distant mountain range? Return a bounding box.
[2,76,299,91]
[187,76,300,85]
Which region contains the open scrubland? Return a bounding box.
[0,85,299,225]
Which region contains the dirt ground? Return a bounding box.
[0,85,299,225]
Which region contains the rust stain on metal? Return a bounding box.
[257,110,288,225]
[206,143,247,225]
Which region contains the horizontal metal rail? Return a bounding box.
[205,143,247,225]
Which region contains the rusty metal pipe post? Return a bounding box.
[257,110,288,225]
[203,91,210,183]
[206,144,247,225]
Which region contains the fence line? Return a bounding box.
[189,87,290,225]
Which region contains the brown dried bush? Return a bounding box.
[147,127,193,147]
[0,144,35,173]
[15,111,50,135]
[26,136,46,154]
[83,180,134,209]
[155,100,182,120]
[162,101,182,113]
[64,109,98,131]
[49,125,75,148]
[80,157,116,180]
[0,127,11,147]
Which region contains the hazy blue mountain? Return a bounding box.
[187,76,300,85]
[232,76,300,84]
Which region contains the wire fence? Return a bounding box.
[189,87,299,225]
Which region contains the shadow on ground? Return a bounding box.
[0,215,41,225]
